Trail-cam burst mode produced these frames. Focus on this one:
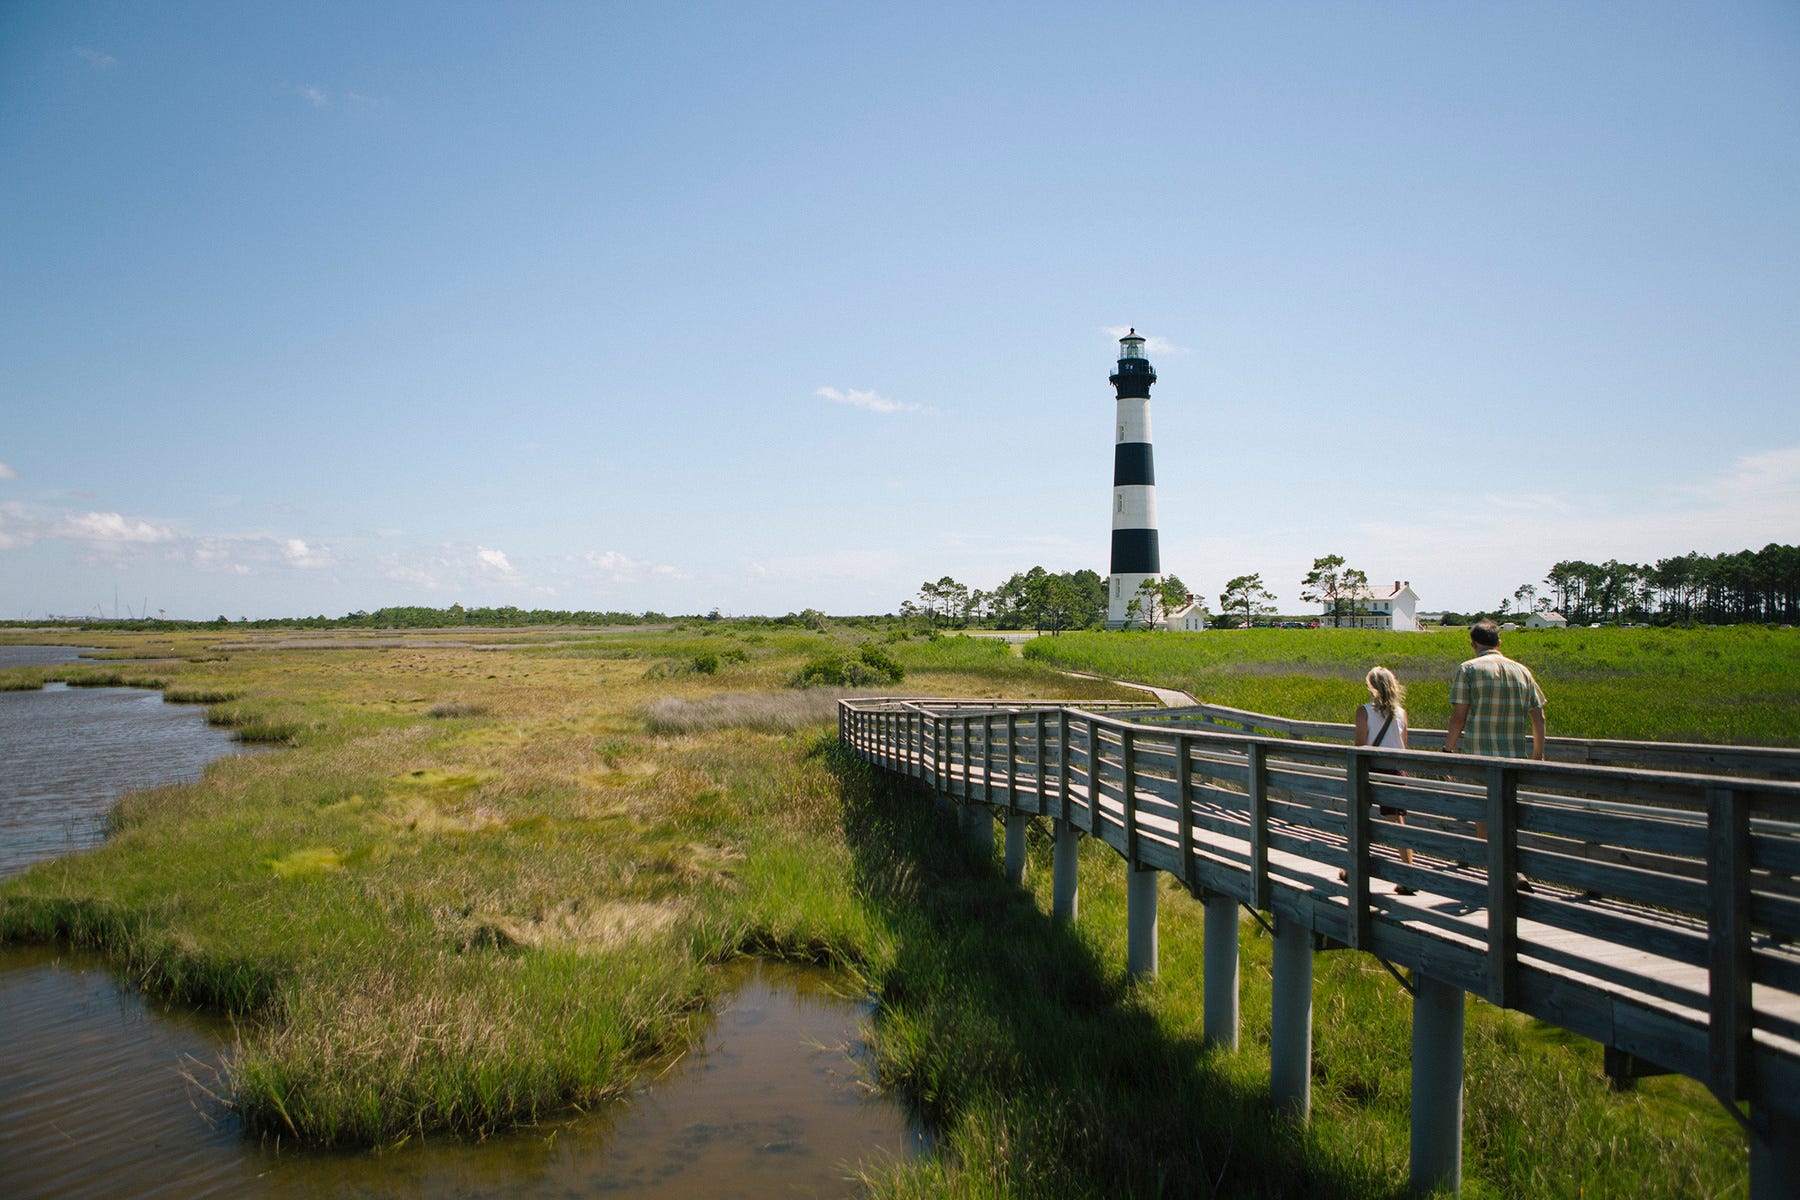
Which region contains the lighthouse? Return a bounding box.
[1107,329,1161,629]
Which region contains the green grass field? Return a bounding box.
[1024,624,1800,745]
[0,623,1770,1196]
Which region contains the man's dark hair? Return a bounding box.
[1470,619,1501,648]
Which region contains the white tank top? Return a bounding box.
[1361,703,1407,747]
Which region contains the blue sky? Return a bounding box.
[3,3,1797,621]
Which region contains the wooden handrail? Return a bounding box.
[837,695,1800,1125]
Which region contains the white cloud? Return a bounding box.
[299,85,328,108]
[57,511,175,544]
[1684,446,1800,510]
[1211,443,1800,613]
[476,546,516,575]
[283,538,332,569]
[816,386,919,415]
[584,549,689,585]
[0,463,17,480]
[75,47,116,69]
[745,549,900,584]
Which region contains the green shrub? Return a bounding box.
[792,643,904,688]
[856,642,903,680]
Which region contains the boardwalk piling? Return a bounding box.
[1203,895,1240,1049]
[1410,972,1466,1195]
[1004,810,1030,884]
[963,803,995,858]
[1271,914,1314,1121]
[1052,821,1080,922]
[1127,863,1159,978]
[841,696,1800,1194]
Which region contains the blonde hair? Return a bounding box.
[1365,665,1405,717]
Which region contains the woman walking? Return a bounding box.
[1355,665,1416,893]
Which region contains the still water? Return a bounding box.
[0,671,255,877]
[0,647,924,1197]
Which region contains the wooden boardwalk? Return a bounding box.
[839,696,1800,1196]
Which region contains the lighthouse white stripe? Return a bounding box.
[1113,485,1157,530]
[1116,398,1152,444]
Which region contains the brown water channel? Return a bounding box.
[0,647,925,1197]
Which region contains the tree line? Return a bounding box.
[905,569,1109,633]
[904,569,1196,632]
[1527,544,1799,625]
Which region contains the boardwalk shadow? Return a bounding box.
[824,743,1395,1199]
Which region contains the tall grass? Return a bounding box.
[0,625,1755,1194]
[1024,625,1800,744]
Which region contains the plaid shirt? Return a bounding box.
[1449,648,1547,758]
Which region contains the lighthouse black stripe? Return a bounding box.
[1110,528,1161,574]
[1113,443,1155,486]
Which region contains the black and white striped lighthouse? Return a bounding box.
[1107,329,1161,628]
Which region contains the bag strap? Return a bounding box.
[1373,710,1395,746]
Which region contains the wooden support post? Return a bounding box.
[1177,735,1197,894]
[1347,752,1372,949]
[1004,809,1029,884]
[1087,720,1102,838]
[1052,820,1080,922]
[1270,914,1314,1122]
[1034,710,1047,815]
[1707,785,1751,1105]
[1248,743,1271,911]
[1751,1105,1800,1200]
[961,716,973,799]
[1007,711,1018,811]
[1127,862,1159,979]
[1485,764,1520,1007]
[1122,727,1138,863]
[1057,710,1070,823]
[1410,972,1465,1196]
[1204,894,1240,1050]
[983,713,995,805]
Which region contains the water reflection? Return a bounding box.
[0,946,250,1200]
[0,682,254,878]
[0,950,922,1199]
[0,648,925,1196]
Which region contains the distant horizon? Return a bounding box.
[5,5,1796,622]
[1,537,1793,625]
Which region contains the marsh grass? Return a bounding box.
[833,757,1741,1199]
[57,669,172,690]
[1025,626,1800,744]
[640,689,854,733]
[0,625,1756,1194]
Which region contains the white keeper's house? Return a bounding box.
[1339,580,1421,631]
[1158,597,1208,632]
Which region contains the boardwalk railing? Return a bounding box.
[1130,700,1800,779]
[839,696,1800,1198]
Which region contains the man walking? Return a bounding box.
[1443,619,1547,889]
[1443,619,1546,760]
